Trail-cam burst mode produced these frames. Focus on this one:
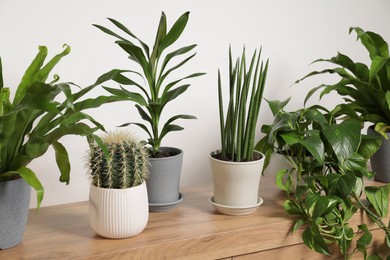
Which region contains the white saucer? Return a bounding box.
[208,196,263,216]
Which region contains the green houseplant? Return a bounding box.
[209,47,269,215]
[256,97,330,193]
[296,27,390,183]
[87,130,149,238]
[93,12,204,211]
[0,45,125,249]
[284,117,390,259]
[260,100,390,258]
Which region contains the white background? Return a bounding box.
[0,0,389,208]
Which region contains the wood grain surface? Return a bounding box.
[1,174,388,259]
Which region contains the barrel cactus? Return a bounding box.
[88,131,149,189]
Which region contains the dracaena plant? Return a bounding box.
[214,47,269,162]
[0,45,125,208]
[93,12,205,157]
[296,27,390,139]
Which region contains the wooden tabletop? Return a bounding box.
[1,174,388,259]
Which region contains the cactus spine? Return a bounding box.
[88,131,149,189]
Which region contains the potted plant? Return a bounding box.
[266,103,390,258]
[256,97,330,193]
[208,46,268,216]
[0,45,125,249]
[296,27,390,183]
[87,130,149,238]
[93,12,205,211]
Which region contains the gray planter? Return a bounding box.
[0,178,31,249]
[147,147,183,212]
[368,126,390,183]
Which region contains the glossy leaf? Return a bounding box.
[107,18,150,56]
[283,199,303,215]
[52,141,70,184]
[327,172,356,197]
[158,12,189,55]
[17,167,44,209]
[322,119,361,163]
[302,227,331,256]
[364,184,390,217]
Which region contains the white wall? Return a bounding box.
[0,0,389,208]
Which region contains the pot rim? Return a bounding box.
[148,146,183,161]
[90,180,146,191]
[209,150,264,165]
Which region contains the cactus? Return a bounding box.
[88,131,149,189]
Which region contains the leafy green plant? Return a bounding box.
[214,47,269,162]
[88,130,149,189]
[256,98,330,192]
[264,104,390,258]
[297,27,390,138]
[0,45,126,208]
[93,12,205,157]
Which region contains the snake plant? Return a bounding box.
[215,46,269,162]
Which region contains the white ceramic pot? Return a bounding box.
[89,181,149,238]
[209,151,265,207]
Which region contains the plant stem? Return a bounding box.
[353,193,390,241]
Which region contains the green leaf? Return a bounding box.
[356,224,372,259]
[0,87,12,116]
[302,227,331,256]
[327,172,356,197]
[160,44,197,75]
[283,199,303,215]
[116,41,151,76]
[158,12,189,55]
[150,12,167,64]
[350,27,389,60]
[369,56,388,83]
[134,104,152,124]
[265,97,291,116]
[103,86,147,106]
[275,169,290,192]
[52,141,70,184]
[92,23,130,43]
[107,18,150,56]
[13,46,48,105]
[343,152,368,172]
[364,184,390,217]
[34,44,71,83]
[358,134,382,159]
[17,167,44,209]
[161,84,190,107]
[292,219,306,233]
[304,192,329,217]
[322,119,361,163]
[300,132,325,164]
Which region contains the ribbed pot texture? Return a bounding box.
[89,181,148,238]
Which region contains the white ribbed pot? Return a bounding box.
[89,181,148,239]
[209,151,265,207]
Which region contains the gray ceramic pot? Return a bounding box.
[368,126,390,183]
[0,178,31,249]
[147,147,183,212]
